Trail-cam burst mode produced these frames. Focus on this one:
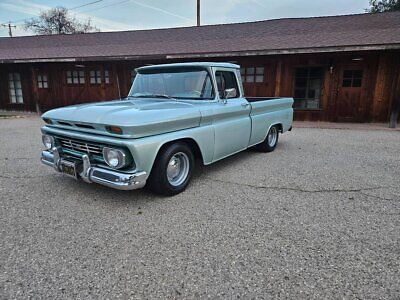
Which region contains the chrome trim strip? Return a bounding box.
[40,150,146,191]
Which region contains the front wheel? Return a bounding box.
[255,125,279,152]
[147,142,194,196]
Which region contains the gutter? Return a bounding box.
[166,44,400,59]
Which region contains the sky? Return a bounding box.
[0,0,371,37]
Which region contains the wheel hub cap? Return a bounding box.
[166,152,190,186]
[268,127,277,147]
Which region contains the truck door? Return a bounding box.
[212,69,251,161]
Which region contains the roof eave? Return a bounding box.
[1,44,400,64]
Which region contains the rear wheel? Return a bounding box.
[255,125,279,152]
[147,142,194,196]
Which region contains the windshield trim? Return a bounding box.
[128,67,216,101]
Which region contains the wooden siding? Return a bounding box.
[0,51,398,123]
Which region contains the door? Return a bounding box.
[336,67,365,122]
[212,69,251,161]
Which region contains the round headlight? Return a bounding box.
[103,147,127,169]
[42,135,54,150]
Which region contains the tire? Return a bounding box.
[147,142,195,196]
[255,125,279,152]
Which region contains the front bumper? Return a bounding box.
[41,147,147,190]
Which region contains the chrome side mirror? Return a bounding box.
[223,88,237,99]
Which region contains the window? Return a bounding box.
[215,71,239,98]
[90,71,102,84]
[131,70,137,83]
[37,75,48,88]
[66,70,85,84]
[130,68,214,100]
[9,73,23,104]
[294,67,323,109]
[342,70,363,87]
[104,70,110,84]
[240,67,264,83]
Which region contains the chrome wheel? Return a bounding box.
[166,152,190,187]
[267,126,278,147]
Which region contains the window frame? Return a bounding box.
[8,72,23,104]
[215,70,240,99]
[37,74,49,89]
[104,70,111,84]
[342,69,363,88]
[240,66,265,83]
[66,70,85,85]
[89,70,102,85]
[129,67,216,101]
[293,66,324,110]
[131,70,137,84]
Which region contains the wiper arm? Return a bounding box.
[129,93,176,100]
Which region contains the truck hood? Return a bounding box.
[42,99,202,138]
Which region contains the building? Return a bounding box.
[0,11,399,122]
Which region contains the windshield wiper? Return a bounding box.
[129,93,176,100]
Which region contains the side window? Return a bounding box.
[342,70,363,88]
[215,71,239,98]
[104,70,110,84]
[9,73,23,104]
[90,71,102,84]
[67,70,85,84]
[37,74,48,88]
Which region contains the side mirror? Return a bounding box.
[223,88,237,99]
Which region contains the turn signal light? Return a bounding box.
[43,118,52,124]
[106,126,123,134]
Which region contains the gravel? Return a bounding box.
[0,116,399,299]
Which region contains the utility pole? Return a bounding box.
[197,0,200,26]
[1,22,16,37]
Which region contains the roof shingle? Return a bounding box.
[0,11,399,62]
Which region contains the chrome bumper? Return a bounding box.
[41,148,147,190]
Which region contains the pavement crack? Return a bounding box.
[358,191,398,202]
[205,178,392,194]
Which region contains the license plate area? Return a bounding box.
[60,159,78,179]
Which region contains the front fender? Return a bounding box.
[127,125,214,175]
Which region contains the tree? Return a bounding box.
[367,0,400,12]
[24,7,99,35]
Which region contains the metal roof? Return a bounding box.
[137,62,240,71]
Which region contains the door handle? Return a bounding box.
[241,103,250,108]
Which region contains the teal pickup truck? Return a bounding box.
[41,62,293,195]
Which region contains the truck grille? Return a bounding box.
[57,137,103,156]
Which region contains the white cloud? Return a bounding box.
[0,0,135,32]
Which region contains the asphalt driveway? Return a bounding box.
[0,116,399,299]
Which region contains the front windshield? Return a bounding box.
[128,68,214,100]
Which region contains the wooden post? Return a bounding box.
[116,72,122,100]
[31,67,40,114]
[388,57,400,128]
[197,0,200,26]
[389,98,399,128]
[274,61,282,97]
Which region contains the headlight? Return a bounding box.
[42,135,54,150]
[103,147,127,169]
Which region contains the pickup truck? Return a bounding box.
[41,62,293,195]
